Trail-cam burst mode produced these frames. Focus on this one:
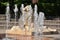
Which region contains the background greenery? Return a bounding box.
[0,0,60,19]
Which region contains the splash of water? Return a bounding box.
[34,4,45,40]
[6,3,10,29]
[14,4,18,26]
[3,3,11,40]
[38,12,44,35]
[6,3,10,38]
[38,12,45,40]
[20,4,24,13]
[38,12,44,27]
[34,4,39,34]
[18,4,25,29]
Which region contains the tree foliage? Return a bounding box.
[0,0,60,18]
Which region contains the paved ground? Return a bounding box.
[0,29,60,40]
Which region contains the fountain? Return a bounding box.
[2,3,45,40]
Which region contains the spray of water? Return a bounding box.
[14,4,18,26]
[34,4,38,36]
[34,4,45,40]
[2,3,11,40]
[38,12,45,40]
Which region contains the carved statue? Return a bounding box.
[19,5,33,29]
